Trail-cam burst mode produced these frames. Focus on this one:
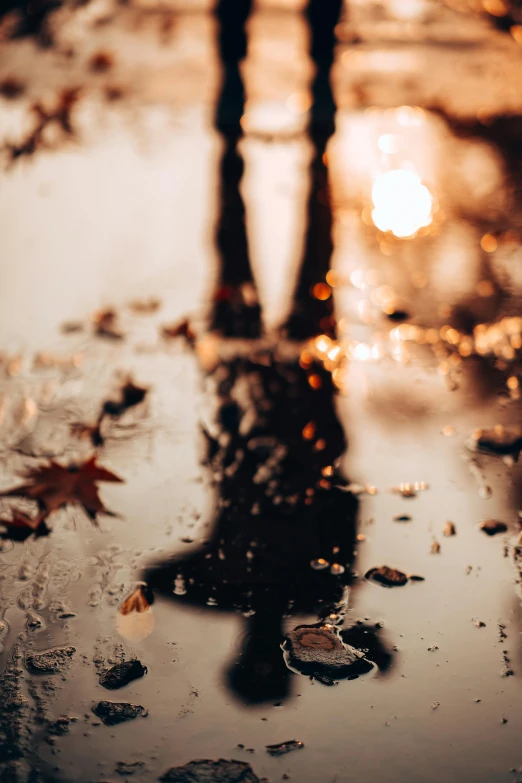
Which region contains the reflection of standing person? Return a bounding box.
[144,0,392,704]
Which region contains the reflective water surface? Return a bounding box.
[1,1,522,782]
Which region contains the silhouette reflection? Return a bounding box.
[144,0,392,705]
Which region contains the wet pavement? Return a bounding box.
[2,1,522,782]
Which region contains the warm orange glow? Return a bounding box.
[483,0,508,16]
[476,280,495,297]
[302,421,316,440]
[480,234,497,253]
[308,373,322,389]
[299,350,313,369]
[512,25,522,44]
[312,282,332,301]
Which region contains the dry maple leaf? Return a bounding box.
[0,456,123,525]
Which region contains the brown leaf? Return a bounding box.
[92,308,124,340]
[128,298,161,314]
[161,318,195,343]
[119,585,154,616]
[0,456,123,524]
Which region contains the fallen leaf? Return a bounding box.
[0,456,123,524]
[117,585,155,642]
[4,87,80,164]
[92,308,124,340]
[119,585,154,615]
[161,318,195,343]
[128,297,161,314]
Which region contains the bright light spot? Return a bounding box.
[315,335,332,354]
[371,169,433,238]
[395,106,425,127]
[378,134,398,154]
[387,0,429,20]
[350,269,365,289]
[352,343,372,361]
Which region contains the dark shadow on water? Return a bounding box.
[283,0,341,340]
[144,0,392,706]
[211,0,261,339]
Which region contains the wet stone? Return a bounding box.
[467,425,522,460]
[116,761,145,776]
[265,740,304,757]
[159,758,261,782]
[282,624,374,686]
[92,701,147,726]
[25,646,76,674]
[47,716,74,736]
[0,662,26,763]
[480,520,508,536]
[365,566,408,587]
[99,660,147,690]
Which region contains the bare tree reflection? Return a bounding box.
[144,0,392,705]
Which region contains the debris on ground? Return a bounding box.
[466,425,522,460]
[115,760,145,776]
[161,318,196,344]
[25,646,76,674]
[92,308,124,340]
[480,520,508,536]
[99,660,147,690]
[282,624,374,685]
[159,759,261,782]
[443,522,457,536]
[92,700,147,726]
[365,566,409,587]
[265,740,304,757]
